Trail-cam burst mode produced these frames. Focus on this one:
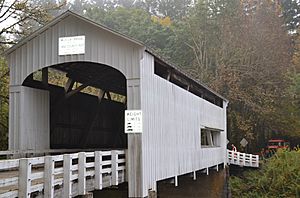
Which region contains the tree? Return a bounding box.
[85,6,174,57]
[0,57,8,150]
[165,0,294,149]
[0,0,64,47]
[280,0,300,31]
[0,0,64,149]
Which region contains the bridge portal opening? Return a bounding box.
[22,61,127,150]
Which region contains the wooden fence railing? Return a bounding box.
[227,149,259,167]
[0,150,126,198]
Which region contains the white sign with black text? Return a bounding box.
[58,35,85,55]
[125,110,142,133]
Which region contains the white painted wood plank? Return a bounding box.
[44,156,54,198]
[54,167,63,175]
[85,162,94,168]
[101,161,111,166]
[63,154,72,198]
[78,152,86,195]
[30,183,43,193]
[102,167,112,173]
[94,151,103,190]
[111,150,118,186]
[19,158,31,198]
[0,190,18,198]
[0,177,18,188]
[31,172,44,180]
[0,159,19,170]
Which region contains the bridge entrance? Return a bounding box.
[22,61,127,150]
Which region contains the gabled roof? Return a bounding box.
[5,10,144,55]
[5,10,228,103]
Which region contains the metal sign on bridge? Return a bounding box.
[125,110,143,133]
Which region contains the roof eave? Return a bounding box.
[4,10,144,56]
[146,48,229,103]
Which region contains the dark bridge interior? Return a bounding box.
[22,61,127,149]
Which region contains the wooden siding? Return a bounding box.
[126,79,143,197]
[140,52,227,196]
[7,14,143,86]
[9,86,49,151]
[6,11,228,198]
[7,14,144,185]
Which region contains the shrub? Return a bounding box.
[230,148,300,198]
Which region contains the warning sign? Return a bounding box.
[125,110,143,133]
[240,138,248,147]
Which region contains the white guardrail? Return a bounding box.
[227,149,259,168]
[0,150,126,198]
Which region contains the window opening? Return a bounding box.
[154,59,223,108]
[201,128,221,148]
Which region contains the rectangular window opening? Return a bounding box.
[201,128,221,148]
[154,59,224,108]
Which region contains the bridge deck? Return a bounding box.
[0,150,126,197]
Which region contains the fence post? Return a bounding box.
[243,153,246,166]
[250,154,253,166]
[95,151,103,190]
[78,152,86,195]
[19,158,31,198]
[111,150,118,186]
[44,156,54,198]
[63,154,72,198]
[175,175,178,187]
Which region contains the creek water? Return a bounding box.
[93,168,229,198]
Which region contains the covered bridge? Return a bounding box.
[5,11,228,197]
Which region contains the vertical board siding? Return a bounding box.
[141,52,227,195]
[9,87,21,150]
[7,12,228,198]
[9,86,50,151]
[7,14,143,86]
[126,78,143,197]
[20,86,50,150]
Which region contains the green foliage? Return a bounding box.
[0,0,65,46]
[230,149,300,198]
[184,0,295,148]
[85,6,174,58]
[0,58,9,150]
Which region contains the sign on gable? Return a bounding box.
[59,35,85,55]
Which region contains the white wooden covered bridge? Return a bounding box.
[2,11,258,197]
